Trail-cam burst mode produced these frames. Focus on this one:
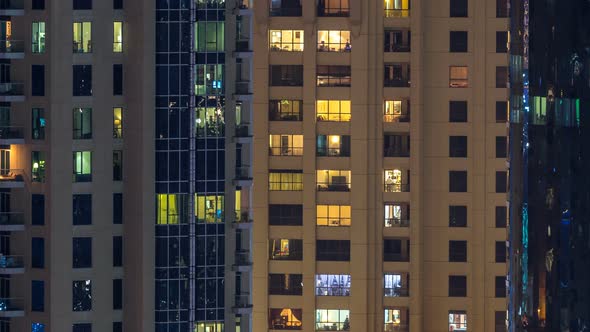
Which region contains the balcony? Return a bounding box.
[383,253,409,262]
[0,298,24,317]
[234,124,252,144]
[234,39,252,57]
[0,255,24,274]
[384,30,411,53]
[384,78,410,88]
[234,166,252,187]
[0,83,24,102]
[384,8,410,18]
[236,0,252,14]
[234,81,253,101]
[384,183,410,193]
[0,0,24,16]
[269,6,302,17]
[384,286,409,297]
[0,126,24,144]
[233,211,253,229]
[232,250,252,272]
[0,212,24,231]
[232,293,253,315]
[0,40,24,59]
[384,324,409,332]
[385,218,409,228]
[0,170,25,188]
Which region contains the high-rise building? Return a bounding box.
[252,0,509,331]
[0,0,253,331]
[508,0,590,330]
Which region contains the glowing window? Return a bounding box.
[269,30,304,51]
[195,194,224,223]
[113,22,123,52]
[449,66,468,88]
[317,30,351,52]
[73,22,92,53]
[269,135,303,156]
[316,205,351,226]
[384,0,410,17]
[316,100,351,122]
[73,151,92,182]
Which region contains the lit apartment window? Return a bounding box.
[113,150,122,181]
[72,280,92,311]
[269,239,303,260]
[316,205,351,226]
[269,0,302,16]
[384,0,410,17]
[156,194,189,224]
[269,134,304,156]
[316,170,351,191]
[269,274,303,295]
[449,311,468,331]
[384,273,408,297]
[269,30,303,52]
[315,309,350,331]
[269,100,302,121]
[113,107,122,138]
[113,21,123,52]
[384,308,407,331]
[195,194,223,223]
[384,100,410,122]
[384,204,409,227]
[384,29,411,52]
[31,151,45,182]
[32,22,46,53]
[195,64,224,94]
[195,0,224,8]
[73,151,92,182]
[73,22,92,53]
[32,108,46,140]
[317,0,350,16]
[449,66,468,88]
[317,30,351,52]
[269,308,303,330]
[195,22,225,52]
[316,65,351,87]
[316,100,351,122]
[73,107,92,139]
[315,274,351,296]
[316,135,350,157]
[195,106,224,137]
[384,63,410,87]
[269,170,303,191]
[384,169,409,192]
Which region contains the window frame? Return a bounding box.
[315,274,351,296]
[113,21,123,52]
[73,21,92,53]
[316,100,351,122]
[73,151,92,182]
[269,30,304,52]
[268,171,303,191]
[316,204,351,226]
[73,107,92,139]
[317,30,351,52]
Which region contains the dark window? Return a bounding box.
[73,194,92,225]
[73,323,92,332]
[496,31,508,53]
[449,240,467,262]
[495,206,507,228]
[32,65,45,96]
[73,237,92,268]
[269,100,303,121]
[449,206,467,227]
[448,275,467,297]
[73,0,92,10]
[113,150,123,181]
[32,237,45,268]
[113,193,123,224]
[495,276,506,297]
[384,134,410,157]
[449,31,468,52]
[496,101,508,122]
[73,65,92,96]
[317,65,351,87]
[384,29,411,52]
[384,63,410,87]
[32,194,45,225]
[496,171,507,193]
[496,66,508,88]
[449,136,467,157]
[269,65,303,86]
[113,279,122,310]
[496,136,507,158]
[269,204,303,226]
[268,274,303,295]
[316,240,350,261]
[496,0,508,17]
[449,171,467,192]
[113,322,122,332]
[495,311,507,332]
[73,280,92,311]
[384,239,409,262]
[113,236,123,267]
[113,0,123,9]
[317,0,349,16]
[32,280,45,312]
[495,241,506,262]
[32,0,45,9]
[269,0,302,16]
[449,101,467,122]
[113,64,123,95]
[450,0,468,17]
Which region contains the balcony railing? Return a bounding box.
[384,111,410,123]
[384,287,409,297]
[234,293,252,308]
[383,253,409,262]
[317,182,351,192]
[384,43,411,52]
[235,39,251,52]
[235,124,251,137]
[269,7,302,17]
[316,147,350,157]
[0,298,23,312]
[235,250,252,266]
[384,323,409,332]
[384,218,410,228]
[384,183,410,193]
[0,82,24,96]
[0,126,23,140]
[384,149,410,158]
[384,9,410,18]
[269,147,303,156]
[0,169,25,183]
[235,166,252,180]
[0,212,24,227]
[0,255,23,269]
[384,78,410,88]
[0,40,23,54]
[235,81,252,95]
[317,7,350,17]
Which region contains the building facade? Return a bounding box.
[252,0,509,331]
[508,0,590,330]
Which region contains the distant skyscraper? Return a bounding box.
[509,0,590,330]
